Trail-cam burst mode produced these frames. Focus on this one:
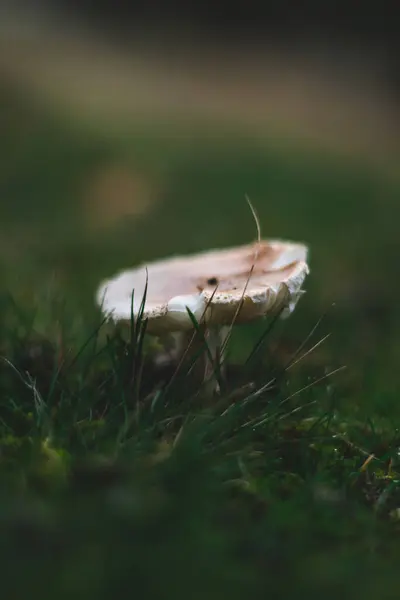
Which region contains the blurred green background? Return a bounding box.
[1,11,400,415]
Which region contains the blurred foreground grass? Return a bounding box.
[1,84,400,598]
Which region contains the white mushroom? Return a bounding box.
[96,239,309,387]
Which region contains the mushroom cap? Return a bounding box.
[96,240,309,334]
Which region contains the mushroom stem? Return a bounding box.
[203,326,230,387]
[163,325,229,393]
[152,332,183,368]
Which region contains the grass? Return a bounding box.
[2,86,400,597]
[1,289,400,599]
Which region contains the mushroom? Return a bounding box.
[96,239,309,388]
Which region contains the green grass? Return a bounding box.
[2,86,400,598]
[1,290,400,599]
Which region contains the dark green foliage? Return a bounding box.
[1,291,400,600]
[2,85,400,598]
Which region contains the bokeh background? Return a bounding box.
[1,1,399,412]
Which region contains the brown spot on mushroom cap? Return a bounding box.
[96,239,309,334]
